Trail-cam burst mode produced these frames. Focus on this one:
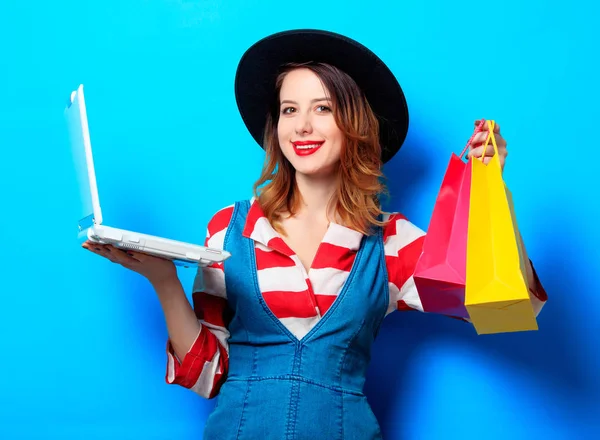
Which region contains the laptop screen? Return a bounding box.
[65,84,103,231]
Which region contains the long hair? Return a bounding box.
[252,62,389,235]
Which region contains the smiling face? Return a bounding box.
[255,62,386,235]
[277,68,344,179]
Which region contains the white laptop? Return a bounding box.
[65,84,231,268]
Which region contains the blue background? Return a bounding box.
[1,0,598,438]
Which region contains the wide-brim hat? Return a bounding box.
[234,29,409,164]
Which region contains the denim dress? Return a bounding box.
[202,200,389,440]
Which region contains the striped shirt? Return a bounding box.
[165,198,548,398]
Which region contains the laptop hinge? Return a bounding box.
[78,214,95,232]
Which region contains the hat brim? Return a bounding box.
[234,29,409,164]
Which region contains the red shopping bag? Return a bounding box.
[413,121,485,318]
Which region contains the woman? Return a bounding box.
[83,30,548,439]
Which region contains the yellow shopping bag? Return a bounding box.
[465,120,538,335]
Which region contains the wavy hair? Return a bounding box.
[252,62,389,235]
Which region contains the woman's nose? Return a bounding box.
[295,112,313,135]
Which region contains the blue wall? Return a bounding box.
[1,1,598,438]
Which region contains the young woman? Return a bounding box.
[83,30,548,439]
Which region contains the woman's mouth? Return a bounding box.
[292,141,324,156]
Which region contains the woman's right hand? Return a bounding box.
[82,240,178,286]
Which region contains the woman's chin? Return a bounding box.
[282,150,340,179]
[293,163,338,180]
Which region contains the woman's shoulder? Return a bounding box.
[205,198,255,239]
[381,211,426,246]
[206,203,236,232]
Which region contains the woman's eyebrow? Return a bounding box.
[280,97,331,105]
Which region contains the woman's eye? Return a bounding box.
[316,105,331,112]
[281,107,295,114]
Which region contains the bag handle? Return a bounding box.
[460,118,487,159]
[479,120,499,162]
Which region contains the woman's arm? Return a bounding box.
[152,276,201,362]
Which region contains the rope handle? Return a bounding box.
[460,118,487,159]
[479,120,499,162]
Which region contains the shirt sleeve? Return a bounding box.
[165,205,235,399]
[383,213,548,320]
[383,213,428,316]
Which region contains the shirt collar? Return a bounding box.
[242,197,363,254]
[242,197,293,256]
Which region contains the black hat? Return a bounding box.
[234,29,409,164]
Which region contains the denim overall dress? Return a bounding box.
[202,200,389,440]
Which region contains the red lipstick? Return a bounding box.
[292,141,324,156]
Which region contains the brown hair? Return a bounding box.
[252,62,389,235]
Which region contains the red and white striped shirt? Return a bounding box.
[165,198,548,398]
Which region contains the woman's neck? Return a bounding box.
[293,171,339,221]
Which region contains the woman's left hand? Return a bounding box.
[467,120,508,172]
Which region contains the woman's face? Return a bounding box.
[277,68,343,179]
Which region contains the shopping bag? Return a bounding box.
[414,121,486,319]
[465,120,538,335]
